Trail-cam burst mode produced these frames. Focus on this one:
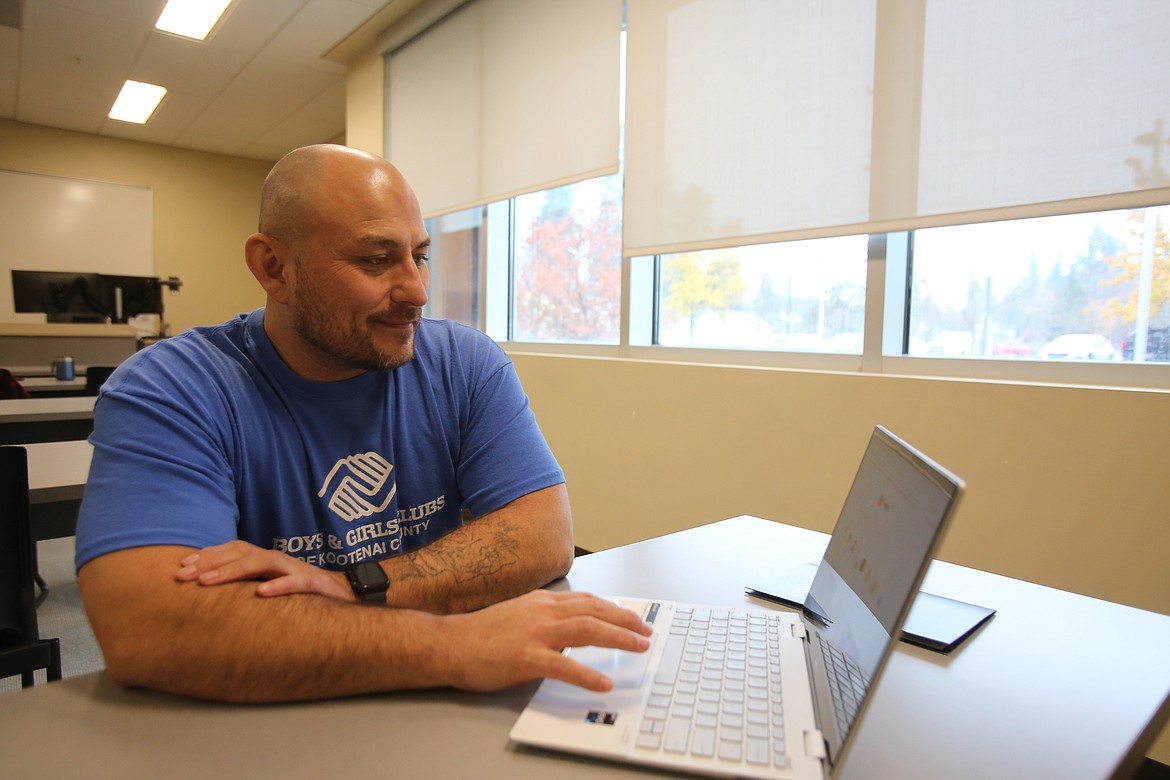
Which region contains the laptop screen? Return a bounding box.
[805,426,963,757]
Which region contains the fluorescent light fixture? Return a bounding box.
[109,80,168,124]
[155,0,233,41]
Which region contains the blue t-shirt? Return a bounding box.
[74,309,565,570]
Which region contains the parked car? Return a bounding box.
[1036,333,1117,361]
[925,331,974,357]
[991,342,1033,358]
[1121,326,1170,362]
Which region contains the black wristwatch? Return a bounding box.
[345,561,390,605]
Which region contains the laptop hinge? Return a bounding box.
[791,622,807,640]
[803,729,827,760]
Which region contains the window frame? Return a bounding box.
[486,211,1170,390]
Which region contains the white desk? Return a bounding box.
[0,396,96,421]
[20,376,87,391]
[24,439,92,503]
[23,439,92,540]
[560,517,1170,779]
[21,376,90,398]
[1,516,1167,780]
[0,396,95,444]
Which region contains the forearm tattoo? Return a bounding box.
[396,519,520,584]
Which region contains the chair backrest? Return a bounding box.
[0,368,31,400]
[0,447,39,649]
[85,365,117,396]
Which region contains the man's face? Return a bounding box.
[290,251,428,374]
[284,167,431,377]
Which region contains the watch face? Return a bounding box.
[348,561,389,594]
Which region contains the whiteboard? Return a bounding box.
[0,169,153,323]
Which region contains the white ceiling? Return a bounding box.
[0,0,398,161]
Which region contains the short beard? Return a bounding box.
[291,289,420,373]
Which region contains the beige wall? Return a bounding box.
[345,48,386,157]
[0,118,270,334]
[511,353,1170,614]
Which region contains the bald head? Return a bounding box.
[258,144,416,247]
[244,143,430,381]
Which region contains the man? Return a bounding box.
[76,144,650,703]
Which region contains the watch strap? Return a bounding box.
[345,562,390,605]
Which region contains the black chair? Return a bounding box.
[84,365,117,396]
[0,447,62,687]
[0,368,31,399]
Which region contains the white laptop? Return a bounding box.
[510,426,965,779]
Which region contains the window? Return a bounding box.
[423,207,482,329]
[428,186,1170,380]
[510,174,623,344]
[907,206,1170,364]
[657,235,868,353]
[389,1,1170,387]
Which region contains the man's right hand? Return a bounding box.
[440,590,653,692]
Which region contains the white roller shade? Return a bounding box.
[624,0,877,256]
[387,0,622,217]
[623,0,1170,257]
[917,0,1170,216]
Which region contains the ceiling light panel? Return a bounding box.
[108,80,167,123]
[155,0,233,41]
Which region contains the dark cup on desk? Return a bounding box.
[52,356,75,381]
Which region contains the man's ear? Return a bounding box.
[245,233,293,304]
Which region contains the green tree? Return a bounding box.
[661,249,746,343]
[1102,211,1169,329]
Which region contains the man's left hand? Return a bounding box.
[175,540,354,602]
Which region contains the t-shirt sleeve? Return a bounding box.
[452,337,565,518]
[74,350,241,569]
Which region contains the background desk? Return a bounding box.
[1,516,1167,780]
[20,376,89,397]
[0,396,95,444]
[24,439,92,540]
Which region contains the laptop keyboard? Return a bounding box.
[817,633,871,739]
[634,606,789,770]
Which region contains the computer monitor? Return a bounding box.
[10,270,110,323]
[11,270,177,326]
[97,275,164,322]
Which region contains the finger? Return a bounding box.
[559,619,653,655]
[541,653,617,693]
[532,595,654,653]
[194,550,289,585]
[175,560,201,582]
[538,619,653,692]
[550,592,654,637]
[596,603,655,637]
[176,541,256,578]
[254,575,310,598]
[193,540,256,565]
[254,570,352,602]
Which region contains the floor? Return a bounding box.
[1,536,104,694]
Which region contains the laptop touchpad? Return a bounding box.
[567,644,653,690]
